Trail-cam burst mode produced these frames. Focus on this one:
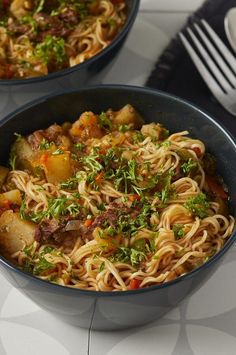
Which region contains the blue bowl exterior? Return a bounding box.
[0,85,236,330]
[0,0,140,118]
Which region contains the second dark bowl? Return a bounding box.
[0,1,140,118]
[0,85,236,331]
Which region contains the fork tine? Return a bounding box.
[201,19,236,74]
[187,28,232,92]
[194,23,236,88]
[179,32,224,99]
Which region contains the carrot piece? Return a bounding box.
[95,172,104,183]
[129,278,142,290]
[128,194,141,202]
[206,175,228,200]
[84,219,94,228]
[191,147,202,157]
[39,153,49,164]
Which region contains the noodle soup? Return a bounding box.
[0,0,126,79]
[0,104,234,291]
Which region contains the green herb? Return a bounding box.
[8,151,17,170]
[20,15,38,33]
[71,153,78,161]
[184,193,209,218]
[23,244,34,257]
[14,133,22,139]
[133,132,144,143]
[74,142,85,151]
[119,124,130,133]
[35,35,66,65]
[52,148,65,155]
[172,224,185,239]
[40,138,54,150]
[81,154,103,173]
[34,0,45,13]
[60,177,78,190]
[98,112,112,130]
[99,261,105,273]
[181,158,198,175]
[33,256,54,275]
[111,247,146,266]
[97,203,106,211]
[20,196,81,222]
[107,18,116,26]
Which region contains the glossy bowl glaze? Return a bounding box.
[0,1,140,118]
[0,85,236,331]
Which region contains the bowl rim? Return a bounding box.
[0,83,236,297]
[0,0,140,86]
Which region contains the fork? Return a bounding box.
[179,19,236,116]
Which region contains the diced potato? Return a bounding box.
[13,137,35,171]
[0,211,36,256]
[43,153,73,184]
[0,166,9,187]
[0,189,22,206]
[112,105,144,129]
[10,0,29,19]
[70,111,104,142]
[141,123,168,140]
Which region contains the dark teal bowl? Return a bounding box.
[0,85,235,330]
[0,1,140,118]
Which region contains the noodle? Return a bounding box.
[0,104,234,291]
[0,0,126,79]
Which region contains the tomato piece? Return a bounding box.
[206,175,228,200]
[95,172,104,183]
[84,219,93,228]
[2,199,10,209]
[128,194,141,202]
[191,147,202,157]
[40,153,49,164]
[129,278,142,290]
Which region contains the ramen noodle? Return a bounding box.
[0,0,126,79]
[0,104,234,291]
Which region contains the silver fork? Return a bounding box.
[179,19,236,116]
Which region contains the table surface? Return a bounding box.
[1,1,236,354]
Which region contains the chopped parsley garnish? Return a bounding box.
[40,138,54,150]
[98,112,112,131]
[74,142,85,151]
[119,124,130,133]
[99,261,105,272]
[34,0,45,13]
[52,148,65,155]
[20,15,38,33]
[20,196,81,222]
[111,247,146,266]
[172,224,185,239]
[184,193,209,218]
[35,35,66,65]
[181,158,198,175]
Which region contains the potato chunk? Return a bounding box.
[10,0,29,19]
[13,137,35,171]
[0,211,36,256]
[0,166,9,187]
[43,152,73,184]
[112,104,144,129]
[70,111,104,142]
[0,190,22,206]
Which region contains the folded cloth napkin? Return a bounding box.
[146,0,236,137]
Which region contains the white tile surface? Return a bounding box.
[140,0,205,12]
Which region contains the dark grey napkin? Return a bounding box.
[146,0,236,137]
